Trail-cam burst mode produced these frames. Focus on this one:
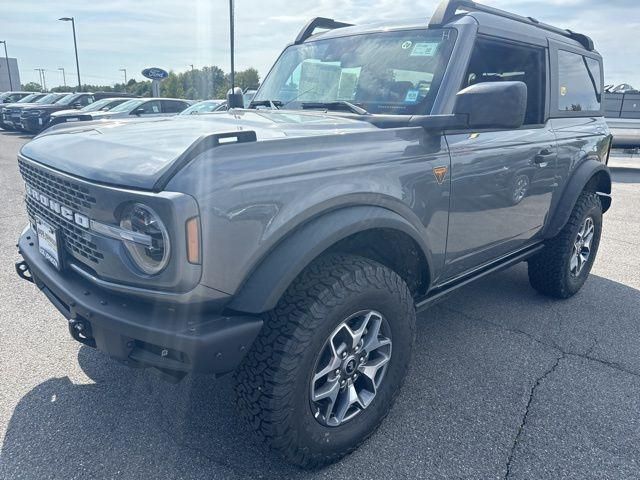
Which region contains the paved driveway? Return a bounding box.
[1,132,639,479]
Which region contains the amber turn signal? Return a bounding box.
[186,217,201,264]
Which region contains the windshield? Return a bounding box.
[109,99,145,113]
[56,93,84,106]
[17,94,39,103]
[180,100,224,115]
[35,94,62,104]
[254,29,456,115]
[81,98,120,112]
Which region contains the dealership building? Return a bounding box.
[0,57,21,91]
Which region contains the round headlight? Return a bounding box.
[119,203,170,275]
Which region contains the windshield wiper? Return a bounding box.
[300,101,369,115]
[249,100,282,109]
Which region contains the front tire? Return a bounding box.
[234,254,416,468]
[528,191,603,298]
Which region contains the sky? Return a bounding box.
[1,0,638,89]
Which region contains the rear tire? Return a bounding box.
[528,191,602,298]
[234,254,416,468]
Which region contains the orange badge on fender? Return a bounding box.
[433,166,448,185]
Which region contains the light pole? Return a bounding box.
[35,68,46,91]
[58,17,81,91]
[58,67,66,87]
[190,64,194,72]
[229,0,235,91]
[0,41,12,90]
[119,68,127,84]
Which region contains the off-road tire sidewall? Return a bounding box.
[528,192,603,298]
[234,254,416,468]
[292,288,413,458]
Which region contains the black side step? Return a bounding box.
[415,244,545,312]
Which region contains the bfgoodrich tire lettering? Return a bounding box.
[528,191,603,298]
[234,254,416,468]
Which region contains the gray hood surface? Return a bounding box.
[20,110,378,190]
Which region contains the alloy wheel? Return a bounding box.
[310,310,392,427]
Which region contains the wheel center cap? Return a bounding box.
[343,357,357,375]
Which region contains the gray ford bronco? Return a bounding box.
[15,0,612,468]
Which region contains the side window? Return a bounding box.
[557,50,601,112]
[162,100,186,113]
[463,38,546,126]
[79,95,93,106]
[135,100,162,114]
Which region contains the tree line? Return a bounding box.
[21,66,261,100]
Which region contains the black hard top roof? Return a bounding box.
[298,0,595,53]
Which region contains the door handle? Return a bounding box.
[534,148,555,165]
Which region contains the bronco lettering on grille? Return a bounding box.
[26,184,89,229]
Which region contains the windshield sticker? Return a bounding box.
[410,42,439,57]
[405,90,420,103]
[401,41,413,50]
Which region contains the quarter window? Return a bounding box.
[557,50,601,112]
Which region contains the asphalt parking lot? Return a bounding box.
[0,131,639,480]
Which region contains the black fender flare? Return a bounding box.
[228,206,431,314]
[544,159,612,239]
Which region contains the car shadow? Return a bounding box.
[2,269,639,479]
[0,130,34,140]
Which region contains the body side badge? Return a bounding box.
[433,166,448,185]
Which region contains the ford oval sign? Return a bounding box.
[142,68,169,80]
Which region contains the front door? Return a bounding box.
[443,37,557,279]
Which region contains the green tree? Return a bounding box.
[235,68,260,91]
[22,82,42,92]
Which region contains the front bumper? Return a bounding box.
[16,227,263,378]
[20,116,46,133]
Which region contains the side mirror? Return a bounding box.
[73,102,83,109]
[454,81,527,130]
[226,87,244,109]
[133,107,145,116]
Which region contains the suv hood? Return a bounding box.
[22,104,69,113]
[20,110,379,190]
[51,108,83,117]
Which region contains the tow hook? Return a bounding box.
[15,260,34,283]
[68,318,97,348]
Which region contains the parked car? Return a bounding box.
[243,89,257,108]
[179,99,226,115]
[0,91,32,103]
[44,98,192,127]
[15,0,612,468]
[2,93,71,130]
[0,93,48,130]
[19,92,137,134]
[605,87,640,148]
[46,98,134,129]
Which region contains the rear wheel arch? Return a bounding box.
[544,160,611,239]
[227,206,432,314]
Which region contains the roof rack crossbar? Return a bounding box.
[294,17,353,44]
[428,0,594,51]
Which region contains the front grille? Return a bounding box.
[19,158,96,211]
[25,196,104,264]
